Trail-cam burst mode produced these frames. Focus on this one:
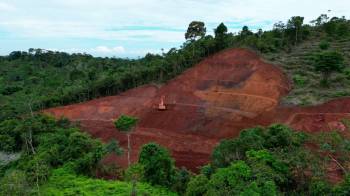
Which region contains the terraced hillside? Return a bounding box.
[45,49,290,170]
[264,37,350,105]
[45,48,350,172]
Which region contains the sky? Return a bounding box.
[0,0,349,58]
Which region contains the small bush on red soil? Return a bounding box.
[114,115,138,132]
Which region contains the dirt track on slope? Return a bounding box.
[44,48,350,174]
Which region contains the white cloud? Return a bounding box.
[2,0,349,39]
[0,2,15,11]
[0,0,349,57]
[47,46,125,54]
[94,46,125,53]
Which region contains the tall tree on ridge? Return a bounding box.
[287,16,304,45]
[185,21,206,58]
[214,23,228,50]
[185,21,206,42]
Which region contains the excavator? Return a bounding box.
[158,95,166,110]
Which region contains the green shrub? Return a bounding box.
[0,170,31,196]
[344,68,350,80]
[293,74,307,87]
[185,174,209,196]
[308,180,332,196]
[200,164,214,178]
[124,163,144,182]
[319,40,330,50]
[171,167,191,194]
[333,175,350,195]
[313,50,345,86]
[138,143,176,187]
[114,115,138,132]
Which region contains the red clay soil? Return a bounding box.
[44,48,350,176]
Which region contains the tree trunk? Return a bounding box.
[295,27,298,46]
[329,154,347,174]
[131,179,137,196]
[192,42,195,58]
[159,69,163,82]
[127,133,131,166]
[27,102,41,195]
[322,72,330,87]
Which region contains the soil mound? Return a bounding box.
[44,48,350,172]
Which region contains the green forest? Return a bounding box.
[1,14,350,195]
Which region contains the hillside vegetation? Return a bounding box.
[264,36,350,105]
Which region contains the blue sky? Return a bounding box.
[0,0,349,58]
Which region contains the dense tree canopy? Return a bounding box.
[138,143,175,187]
[187,123,350,195]
[0,115,109,194]
[185,21,206,41]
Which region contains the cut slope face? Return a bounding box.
[139,49,290,138]
[44,48,350,172]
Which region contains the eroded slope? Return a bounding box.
[45,48,350,172]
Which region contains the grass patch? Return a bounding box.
[40,168,177,196]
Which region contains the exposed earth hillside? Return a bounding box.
[45,48,350,172]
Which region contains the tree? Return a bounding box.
[214,23,228,50]
[257,28,264,38]
[124,163,145,196]
[171,167,191,194]
[287,16,304,45]
[240,26,253,38]
[333,175,350,195]
[212,139,242,168]
[200,164,214,178]
[336,20,350,38]
[214,23,228,38]
[106,139,124,156]
[264,124,295,149]
[313,51,345,86]
[324,17,339,36]
[246,150,289,186]
[0,170,30,196]
[185,21,206,41]
[273,21,286,47]
[324,17,350,38]
[185,174,209,196]
[114,115,138,166]
[185,21,206,58]
[206,161,279,196]
[319,40,330,50]
[138,143,175,187]
[308,180,332,195]
[212,127,266,168]
[311,14,329,26]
